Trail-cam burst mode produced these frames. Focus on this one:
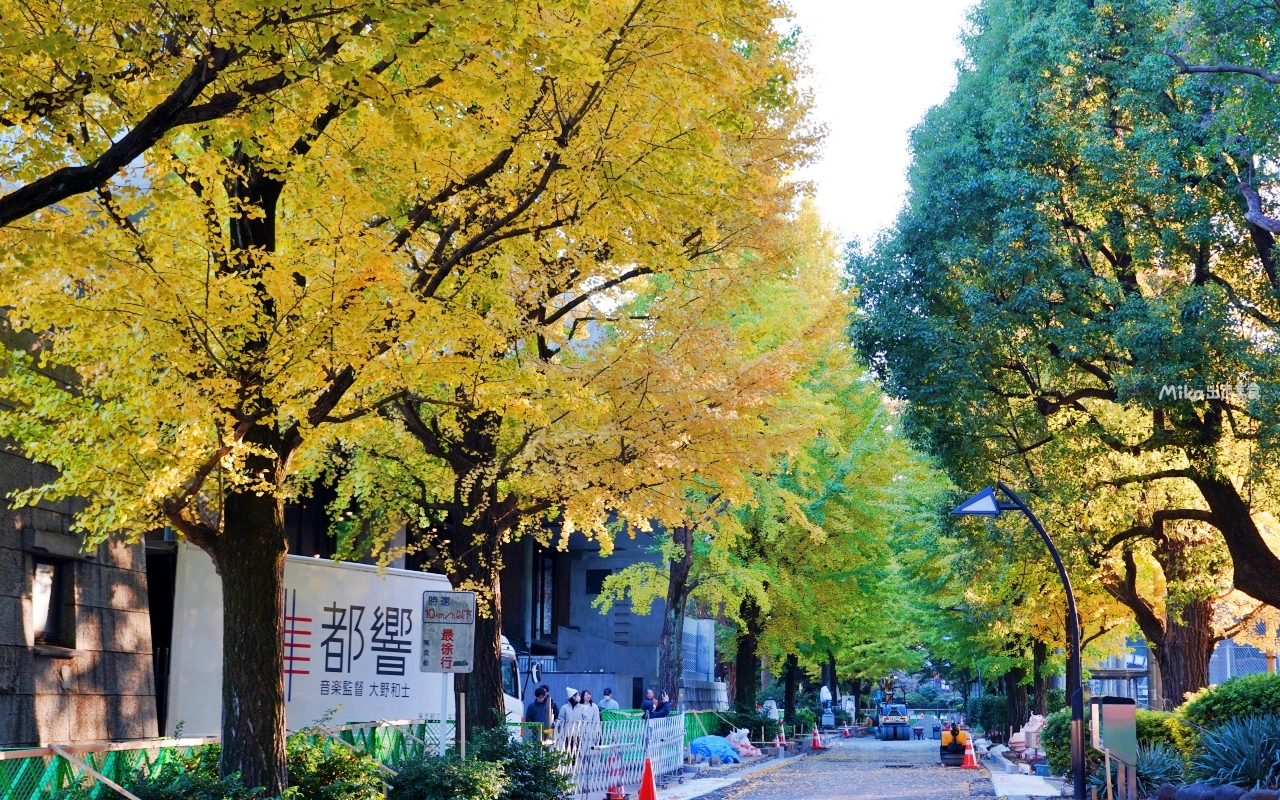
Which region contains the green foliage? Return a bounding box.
[795,708,817,729]
[387,755,507,800]
[965,696,1007,736]
[284,736,384,800]
[1042,710,1102,779]
[718,706,781,742]
[464,727,572,800]
[1136,710,1179,749]
[49,747,258,800]
[906,684,942,708]
[1190,716,1280,789]
[1090,745,1185,796]
[1181,674,1280,731]
[1041,711,1072,777]
[53,736,385,800]
[1045,689,1067,714]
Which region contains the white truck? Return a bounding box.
[164,542,525,735]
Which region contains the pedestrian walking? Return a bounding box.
[599,687,620,710]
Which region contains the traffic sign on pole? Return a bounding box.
[420,591,476,673]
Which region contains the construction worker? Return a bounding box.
[941,723,968,751]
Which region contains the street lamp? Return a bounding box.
[952,481,1086,800]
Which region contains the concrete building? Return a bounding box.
[0,448,723,746]
[0,454,159,746]
[498,527,727,711]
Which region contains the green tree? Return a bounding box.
[850,0,1280,709]
[0,0,814,786]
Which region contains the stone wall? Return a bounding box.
[0,450,158,745]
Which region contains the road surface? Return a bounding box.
[689,736,996,800]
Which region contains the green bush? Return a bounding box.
[964,695,1007,736]
[465,726,572,800]
[906,684,941,708]
[53,734,385,800]
[387,755,507,800]
[1180,673,1280,730]
[1041,707,1180,779]
[795,708,817,729]
[1089,744,1184,796]
[1136,710,1178,749]
[1041,709,1104,779]
[285,736,384,800]
[1191,715,1280,789]
[717,705,780,742]
[1045,688,1067,714]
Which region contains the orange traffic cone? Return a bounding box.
[842,722,852,738]
[811,728,826,750]
[638,757,658,800]
[961,735,979,769]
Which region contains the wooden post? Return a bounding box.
[1104,749,1113,800]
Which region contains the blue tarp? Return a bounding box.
[689,735,741,763]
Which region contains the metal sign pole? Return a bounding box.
[439,676,449,756]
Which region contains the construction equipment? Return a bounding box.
[875,702,912,741]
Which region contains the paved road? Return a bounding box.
[692,737,995,800]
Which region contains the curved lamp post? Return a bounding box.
[952,481,1085,800]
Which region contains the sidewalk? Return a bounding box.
[988,772,1066,799]
[656,750,807,800]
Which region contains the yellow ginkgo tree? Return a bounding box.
[0,0,813,789]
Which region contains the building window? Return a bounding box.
[532,549,555,640]
[585,569,611,595]
[32,558,73,647]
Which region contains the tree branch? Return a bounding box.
[1166,49,1280,85]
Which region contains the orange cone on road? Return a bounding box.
[811,728,826,750]
[638,757,658,800]
[961,735,979,769]
[842,722,852,738]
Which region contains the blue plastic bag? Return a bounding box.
[689,735,742,763]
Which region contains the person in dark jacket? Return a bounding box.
[526,685,557,732]
[641,689,672,719]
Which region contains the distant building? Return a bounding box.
[498,527,726,710]
[1086,636,1277,711]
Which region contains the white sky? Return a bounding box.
[786,0,975,248]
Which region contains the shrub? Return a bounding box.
[1191,715,1280,789]
[1089,744,1184,796]
[465,726,572,800]
[54,735,386,800]
[388,754,507,800]
[1046,688,1067,714]
[965,695,1007,736]
[717,705,780,742]
[906,684,941,708]
[1136,710,1179,749]
[1041,709,1105,779]
[285,735,384,800]
[1180,674,1280,730]
[795,708,817,729]
[49,746,260,800]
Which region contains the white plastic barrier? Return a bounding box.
[552,713,686,798]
